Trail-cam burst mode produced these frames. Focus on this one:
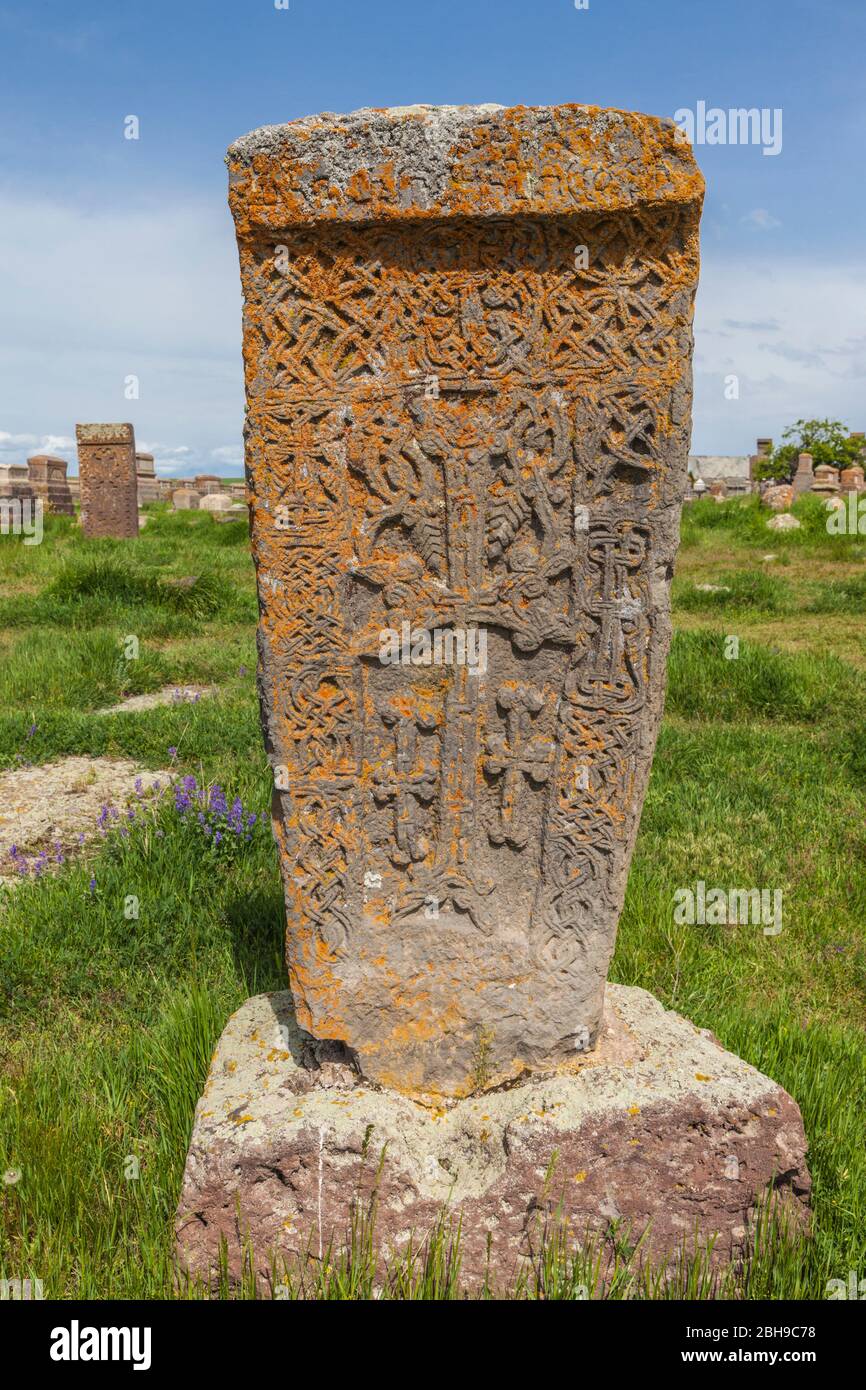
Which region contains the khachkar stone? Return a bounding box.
[26,454,75,516]
[176,104,811,1291]
[135,451,160,504]
[76,423,139,539]
[229,104,705,1097]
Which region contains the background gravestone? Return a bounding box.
[135,450,160,505]
[229,103,703,1097]
[26,454,75,516]
[76,423,139,539]
[172,487,202,510]
[0,463,35,507]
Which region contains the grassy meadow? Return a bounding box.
[0,493,864,1299]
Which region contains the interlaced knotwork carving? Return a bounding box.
[231,101,701,1094]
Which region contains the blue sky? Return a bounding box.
[1,0,864,475]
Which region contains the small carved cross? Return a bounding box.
[484,684,555,850]
[372,704,438,866]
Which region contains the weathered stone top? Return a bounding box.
[227,102,704,232]
[26,454,68,466]
[76,423,135,445]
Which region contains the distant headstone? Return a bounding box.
[0,463,35,505]
[26,454,75,516]
[811,464,840,496]
[792,452,814,497]
[75,424,139,539]
[136,451,160,504]
[840,465,865,492]
[172,488,202,510]
[194,475,224,497]
[199,492,235,512]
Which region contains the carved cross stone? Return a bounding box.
[76,423,139,540]
[227,103,703,1097]
[484,684,554,850]
[372,702,438,866]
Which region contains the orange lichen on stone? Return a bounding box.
[227,102,702,1099]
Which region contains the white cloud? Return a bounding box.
[210,444,244,468]
[0,188,243,475]
[0,430,75,464]
[741,208,782,230]
[692,257,866,452]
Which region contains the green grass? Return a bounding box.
[674,570,791,614]
[1,503,865,1298]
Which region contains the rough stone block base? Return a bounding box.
[175,986,810,1293]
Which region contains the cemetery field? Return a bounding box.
[1,494,865,1299]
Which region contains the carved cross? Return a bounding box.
[484,684,555,850]
[372,704,438,866]
[582,526,647,703]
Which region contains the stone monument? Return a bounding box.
[26,454,75,516]
[840,464,865,493]
[0,463,34,506]
[199,492,235,513]
[176,104,809,1290]
[194,474,224,497]
[76,423,139,539]
[811,463,840,497]
[792,452,815,498]
[172,487,202,510]
[135,451,160,505]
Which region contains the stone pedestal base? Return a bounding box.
[175,986,810,1293]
